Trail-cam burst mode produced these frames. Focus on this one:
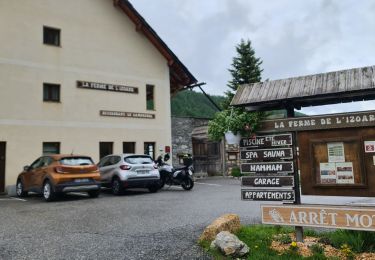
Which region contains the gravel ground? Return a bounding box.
[1,177,374,260]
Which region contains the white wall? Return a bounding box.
[0,0,173,189]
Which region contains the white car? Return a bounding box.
[98,154,160,195]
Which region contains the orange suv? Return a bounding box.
[16,154,101,201]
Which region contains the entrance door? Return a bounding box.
[0,142,6,193]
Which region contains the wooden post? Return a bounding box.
[286,106,304,242]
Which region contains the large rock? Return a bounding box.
[199,214,241,242]
[210,231,249,257]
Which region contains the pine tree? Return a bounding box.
[223,39,263,108]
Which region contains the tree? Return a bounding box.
[208,39,264,141]
[223,39,263,108]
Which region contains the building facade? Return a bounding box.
[0,0,196,193]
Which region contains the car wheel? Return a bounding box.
[16,179,28,197]
[88,190,100,198]
[112,177,123,195]
[148,185,159,193]
[43,180,56,202]
[181,177,194,190]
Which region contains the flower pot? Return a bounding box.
[224,131,241,145]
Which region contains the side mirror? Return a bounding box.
[163,153,170,162]
[23,165,30,172]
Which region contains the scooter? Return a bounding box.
[155,153,194,190]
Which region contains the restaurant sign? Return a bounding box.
[262,204,375,232]
[77,81,138,94]
[100,110,155,119]
[259,110,375,133]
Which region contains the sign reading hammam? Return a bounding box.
[240,148,293,161]
[100,110,155,119]
[77,81,138,94]
[262,204,375,231]
[259,110,375,133]
[241,162,294,174]
[240,134,292,149]
[242,190,295,202]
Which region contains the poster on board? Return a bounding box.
[320,163,336,184]
[364,141,375,153]
[327,142,345,162]
[336,162,354,184]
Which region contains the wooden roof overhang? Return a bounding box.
[114,0,197,95]
[230,66,375,111]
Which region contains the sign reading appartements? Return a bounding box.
[242,190,295,202]
[100,110,155,119]
[77,81,138,94]
[262,204,375,231]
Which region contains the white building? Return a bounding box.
[0,0,197,194]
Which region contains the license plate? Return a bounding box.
[74,178,89,183]
[138,170,149,174]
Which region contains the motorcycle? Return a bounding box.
[155,153,194,190]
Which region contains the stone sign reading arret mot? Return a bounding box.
[262,204,375,231]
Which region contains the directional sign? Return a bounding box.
[240,134,292,149]
[241,189,295,202]
[241,176,294,188]
[241,162,294,174]
[240,148,293,161]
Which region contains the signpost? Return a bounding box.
[240,133,297,202]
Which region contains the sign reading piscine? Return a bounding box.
[100,110,155,119]
[77,80,138,94]
[240,132,296,202]
[262,204,375,231]
[240,134,292,148]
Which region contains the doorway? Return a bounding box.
[0,142,6,193]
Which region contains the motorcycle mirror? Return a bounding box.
[163,153,170,162]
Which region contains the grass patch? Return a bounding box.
[199,225,375,259]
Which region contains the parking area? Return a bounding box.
[1,177,375,260]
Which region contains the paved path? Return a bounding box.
[1,177,374,260]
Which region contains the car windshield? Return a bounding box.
[60,157,94,166]
[124,156,153,165]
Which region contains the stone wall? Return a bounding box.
[171,117,209,166]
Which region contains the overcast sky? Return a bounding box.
[131,0,375,115]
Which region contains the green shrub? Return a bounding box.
[324,230,375,253]
[231,167,241,177]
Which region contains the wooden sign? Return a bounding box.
[242,176,294,188]
[241,162,294,174]
[242,190,295,202]
[240,134,292,148]
[262,204,375,231]
[259,110,375,133]
[77,81,138,94]
[100,110,155,119]
[240,148,293,161]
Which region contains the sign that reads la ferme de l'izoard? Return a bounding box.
[240,133,296,203]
